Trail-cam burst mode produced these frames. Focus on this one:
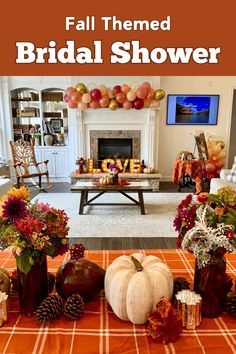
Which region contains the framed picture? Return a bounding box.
[166,94,219,125]
[193,130,209,160]
[50,118,63,133]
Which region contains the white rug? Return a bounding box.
[32,192,189,238]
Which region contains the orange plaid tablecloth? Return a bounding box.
[172,159,204,194]
[1,249,236,354]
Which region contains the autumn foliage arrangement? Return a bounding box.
[0,187,69,273]
[173,187,236,268]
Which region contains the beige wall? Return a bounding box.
[159,76,236,180]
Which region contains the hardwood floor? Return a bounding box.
[69,237,177,249]
[30,181,185,249]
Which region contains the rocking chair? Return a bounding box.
[9,140,52,190]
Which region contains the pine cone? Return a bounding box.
[36,294,64,324]
[173,277,190,297]
[63,293,84,320]
[224,293,236,316]
[69,243,85,260]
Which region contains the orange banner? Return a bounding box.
[0,0,235,75]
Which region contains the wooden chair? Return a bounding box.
[9,140,52,190]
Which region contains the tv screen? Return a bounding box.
[166,94,219,125]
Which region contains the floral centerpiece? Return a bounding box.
[173,187,236,317]
[0,186,69,274]
[173,187,236,268]
[108,163,120,183]
[76,157,87,173]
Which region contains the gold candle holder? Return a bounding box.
[175,290,202,330]
[0,292,8,327]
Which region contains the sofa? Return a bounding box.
[210,169,236,193]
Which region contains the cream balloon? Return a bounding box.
[82,93,92,104]
[121,84,130,95]
[126,90,136,102]
[87,82,97,91]
[150,100,160,108]
[131,82,140,91]
[99,84,108,96]
[78,101,87,111]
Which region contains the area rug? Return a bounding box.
[32,192,189,238]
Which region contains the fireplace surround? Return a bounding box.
[74,108,159,168]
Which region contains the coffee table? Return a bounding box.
[71,182,154,215]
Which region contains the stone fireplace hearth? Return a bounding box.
[74,108,159,168]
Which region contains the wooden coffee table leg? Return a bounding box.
[79,191,86,215]
[138,191,145,215]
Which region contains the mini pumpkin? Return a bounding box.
[99,176,112,185]
[0,267,11,295]
[143,167,154,174]
[105,253,173,324]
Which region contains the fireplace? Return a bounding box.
[90,130,141,166]
[98,138,133,161]
[73,108,159,170]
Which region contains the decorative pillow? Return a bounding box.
[226,157,236,183]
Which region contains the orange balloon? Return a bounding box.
[123,100,132,109]
[70,92,81,103]
[89,101,100,109]
[141,82,151,91]
[147,89,155,100]
[121,84,130,95]
[116,92,126,104]
[68,100,78,109]
[206,162,216,173]
[143,98,151,108]
[216,159,225,169]
[66,87,76,97]
[136,87,147,99]
[99,95,110,108]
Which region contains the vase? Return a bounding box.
[112,174,119,184]
[17,254,48,316]
[193,252,227,318]
[34,137,40,146]
[44,134,54,146]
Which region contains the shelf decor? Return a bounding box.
[0,186,69,316]
[173,187,236,317]
[64,82,165,111]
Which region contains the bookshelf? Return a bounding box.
[10,87,68,147]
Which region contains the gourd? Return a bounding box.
[55,259,105,301]
[99,176,112,185]
[0,267,11,295]
[105,253,173,324]
[143,167,154,174]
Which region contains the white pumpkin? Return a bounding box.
[105,253,173,324]
[143,167,154,174]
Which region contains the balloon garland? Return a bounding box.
[204,139,226,180]
[64,82,165,110]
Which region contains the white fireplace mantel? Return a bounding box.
[71,108,160,168]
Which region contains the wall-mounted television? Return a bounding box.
[166,94,219,125]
